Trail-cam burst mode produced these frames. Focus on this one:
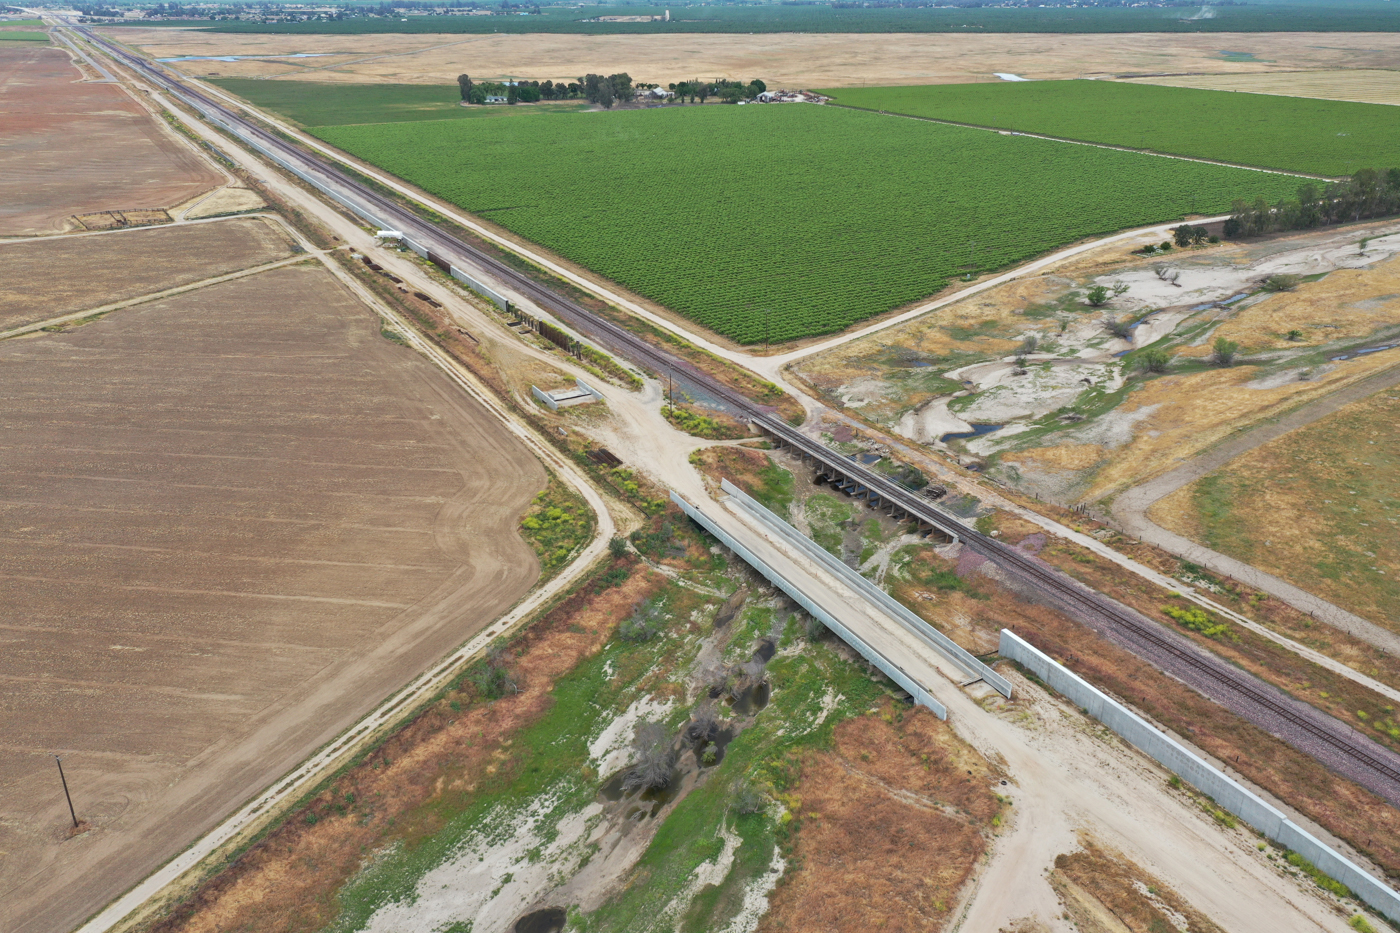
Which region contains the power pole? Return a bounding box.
[55,755,78,829]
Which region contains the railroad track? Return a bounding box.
[75,24,1400,805]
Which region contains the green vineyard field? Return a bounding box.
[821,81,1400,178]
[314,104,1296,343]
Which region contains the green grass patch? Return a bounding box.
[819,80,1400,177]
[208,77,588,127]
[0,30,48,41]
[805,493,854,558]
[519,478,595,577]
[747,460,796,522]
[310,103,1294,343]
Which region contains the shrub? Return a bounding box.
[469,648,520,699]
[619,597,666,642]
[608,537,628,557]
[1136,348,1171,373]
[1262,273,1301,292]
[1163,604,1234,640]
[1104,316,1134,339]
[1211,335,1240,366]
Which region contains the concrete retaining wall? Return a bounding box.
[999,628,1400,924]
[672,492,947,719]
[721,479,1013,698]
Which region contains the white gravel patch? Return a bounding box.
[588,694,676,777]
[356,788,603,933]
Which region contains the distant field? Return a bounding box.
[0,31,48,41]
[309,103,1295,343]
[820,81,1400,177]
[1126,70,1400,108]
[131,2,1400,34]
[207,78,587,126]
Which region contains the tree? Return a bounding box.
[748,78,766,95]
[1136,348,1171,373]
[1286,329,1305,341]
[1211,336,1240,366]
[621,721,676,793]
[608,72,634,103]
[516,84,541,103]
[1085,282,1127,307]
[1173,224,1194,248]
[597,78,615,109]
[506,82,517,104]
[697,81,710,104]
[457,73,473,102]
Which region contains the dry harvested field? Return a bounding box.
[0,262,547,933]
[0,216,296,331]
[111,26,1400,88]
[0,45,221,235]
[1127,68,1400,107]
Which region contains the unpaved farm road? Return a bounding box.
[1113,362,1400,654]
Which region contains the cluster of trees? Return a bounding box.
[456,73,766,107]
[1224,168,1400,238]
[456,72,637,106]
[668,78,766,104]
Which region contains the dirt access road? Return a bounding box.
[1113,362,1400,652]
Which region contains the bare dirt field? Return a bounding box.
[1127,68,1400,106]
[0,262,547,933]
[0,216,296,331]
[110,27,1400,89]
[0,45,222,235]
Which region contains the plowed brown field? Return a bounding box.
[0,216,296,330]
[0,45,221,234]
[0,263,546,933]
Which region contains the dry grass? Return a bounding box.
[114,28,1400,88]
[1078,348,1400,499]
[759,702,1000,933]
[1125,69,1400,107]
[145,559,664,933]
[1150,387,1400,628]
[1053,838,1225,933]
[1003,443,1106,471]
[1212,255,1400,350]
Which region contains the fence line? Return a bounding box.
[999,628,1400,924]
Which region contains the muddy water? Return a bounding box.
[514,907,566,933]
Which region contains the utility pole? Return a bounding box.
[55,755,78,829]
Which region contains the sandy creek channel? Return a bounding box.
[347,601,786,933]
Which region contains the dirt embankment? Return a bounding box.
[760,704,1001,933]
